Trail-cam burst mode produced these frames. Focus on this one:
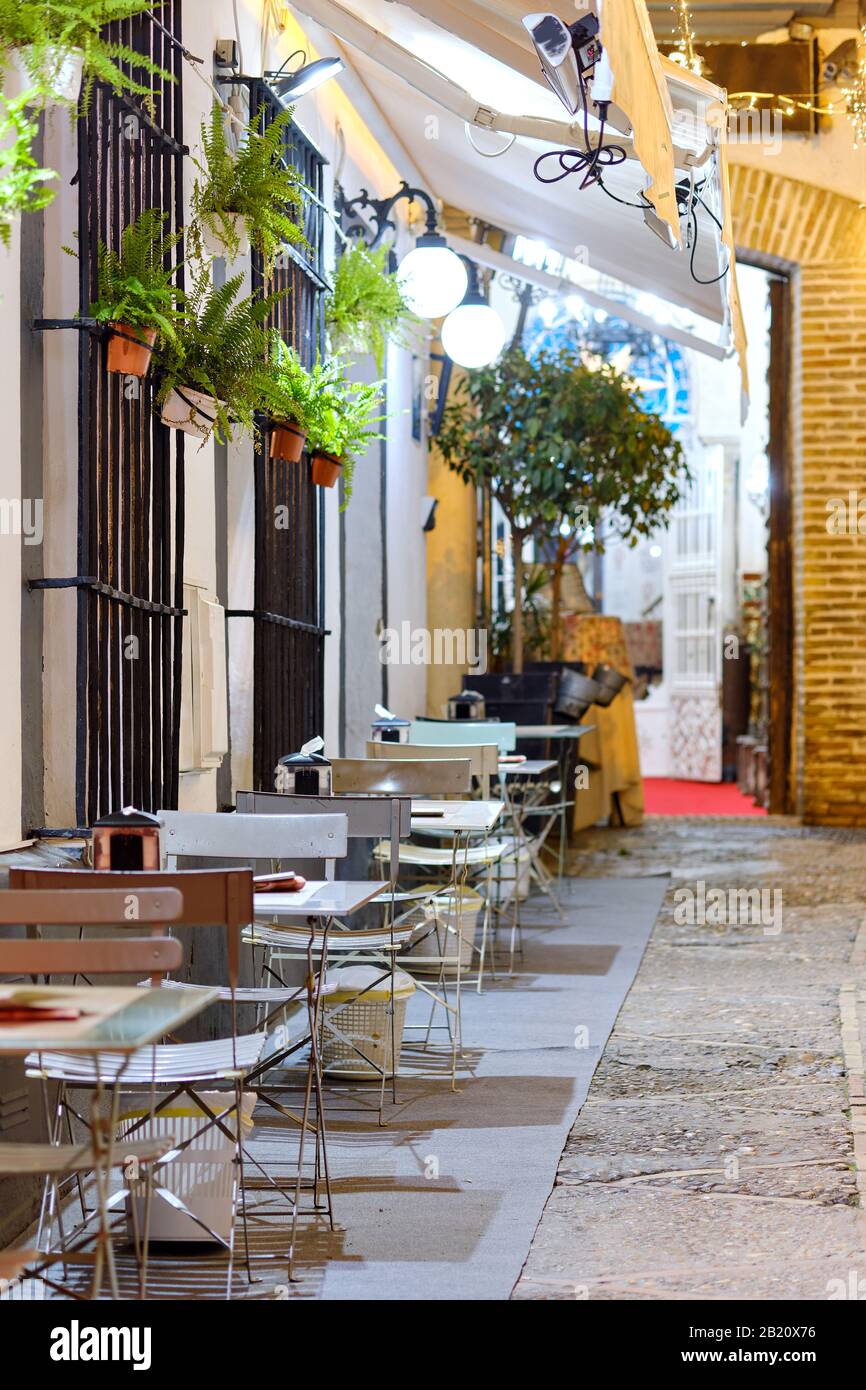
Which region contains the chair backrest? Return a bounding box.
[0,886,185,983]
[365,740,499,798]
[0,887,183,927]
[235,791,411,885]
[331,757,472,797]
[410,719,516,754]
[0,935,183,978]
[9,869,253,994]
[157,810,348,865]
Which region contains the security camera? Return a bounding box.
[522,12,602,116]
[421,497,438,533]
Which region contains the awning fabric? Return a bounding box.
[291,0,746,379]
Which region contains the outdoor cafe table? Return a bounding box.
[0,983,219,1298]
[514,725,595,879]
[409,799,503,836]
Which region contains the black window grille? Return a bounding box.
[35,6,186,827]
[231,80,328,790]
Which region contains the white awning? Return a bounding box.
[291,0,746,375]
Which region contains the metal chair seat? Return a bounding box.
[26,1033,267,1085]
[139,977,317,1006]
[243,922,416,953]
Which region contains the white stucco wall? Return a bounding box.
[0,2,436,832]
[0,220,23,848]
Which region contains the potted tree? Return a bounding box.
[306,373,385,506]
[156,269,279,444]
[0,2,173,110]
[189,103,309,272]
[0,91,56,245]
[87,208,183,377]
[538,353,687,658]
[325,241,415,373]
[436,346,685,671]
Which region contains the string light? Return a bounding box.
[842,26,866,147]
[668,0,704,77]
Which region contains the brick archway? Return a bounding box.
[730,164,866,825]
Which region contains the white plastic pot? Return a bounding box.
[160,386,225,439]
[120,1091,256,1244]
[200,212,250,261]
[407,884,483,973]
[487,837,532,904]
[9,46,84,105]
[321,966,415,1079]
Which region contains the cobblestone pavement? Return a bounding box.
[512,816,866,1301]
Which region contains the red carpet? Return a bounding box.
[643,778,767,817]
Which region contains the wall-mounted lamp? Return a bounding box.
[265,49,345,100]
[441,259,507,369]
[337,181,468,319]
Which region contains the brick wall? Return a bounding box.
[730,165,866,823]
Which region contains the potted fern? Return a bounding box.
[190,103,310,272]
[306,374,385,505]
[0,91,56,245]
[260,335,341,463]
[1,2,173,110]
[325,241,414,373]
[87,209,183,377]
[157,269,278,444]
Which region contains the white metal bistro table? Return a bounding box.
[514,724,595,879]
[253,880,388,922]
[495,759,562,931]
[248,880,390,1199]
[409,799,503,836]
[497,758,557,780]
[400,800,505,1074]
[0,983,219,1299]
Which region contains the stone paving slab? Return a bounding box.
[513,816,866,1302]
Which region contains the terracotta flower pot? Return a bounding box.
[311,451,343,488]
[106,323,157,377]
[270,420,307,463]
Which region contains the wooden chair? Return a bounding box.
[8,867,288,1284]
[0,886,184,1299]
[366,740,499,799]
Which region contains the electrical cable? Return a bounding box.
[532,72,627,189]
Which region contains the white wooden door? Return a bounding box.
[667,444,724,781]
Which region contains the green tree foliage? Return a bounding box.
[437,346,686,669]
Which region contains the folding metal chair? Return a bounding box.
[366,739,500,799]
[154,810,351,1262]
[331,757,503,1085]
[0,886,184,1299]
[236,790,420,1122]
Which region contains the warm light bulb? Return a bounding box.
[441,301,507,369]
[397,240,468,319]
